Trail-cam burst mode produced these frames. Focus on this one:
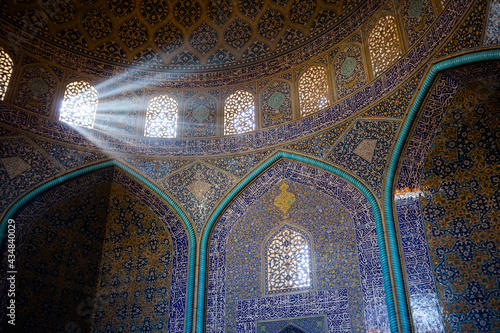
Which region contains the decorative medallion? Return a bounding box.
[268,91,286,109]
[28,77,49,96]
[187,180,212,200]
[340,57,357,77]
[193,105,210,122]
[174,0,202,28]
[353,139,378,162]
[274,182,296,218]
[408,0,423,18]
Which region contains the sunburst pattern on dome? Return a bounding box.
[2,0,365,69]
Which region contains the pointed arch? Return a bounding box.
[184,93,217,137]
[385,49,500,333]
[197,150,399,333]
[368,15,402,76]
[0,159,196,333]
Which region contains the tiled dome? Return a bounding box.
[1,0,366,70]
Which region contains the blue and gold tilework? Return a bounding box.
[326,120,400,198]
[0,137,61,211]
[0,168,190,332]
[206,159,389,333]
[419,81,500,332]
[160,162,237,234]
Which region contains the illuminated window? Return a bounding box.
[59,81,98,128]
[0,47,14,101]
[224,90,255,135]
[298,65,330,116]
[368,15,402,76]
[264,224,313,295]
[145,95,178,138]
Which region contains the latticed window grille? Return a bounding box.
[224,90,255,135]
[145,95,179,138]
[0,47,14,101]
[368,15,402,76]
[298,65,330,116]
[59,81,98,128]
[264,224,313,295]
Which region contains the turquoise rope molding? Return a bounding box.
[0,160,197,333]
[196,151,400,333]
[384,49,500,333]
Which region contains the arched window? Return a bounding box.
[59,81,98,128]
[264,224,313,295]
[298,65,330,117]
[145,95,178,138]
[0,47,14,101]
[368,15,402,76]
[224,90,255,135]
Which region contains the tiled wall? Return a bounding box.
[0,168,189,333]
[206,160,389,333]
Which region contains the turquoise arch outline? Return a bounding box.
[197,49,500,333]
[0,159,197,333]
[196,151,399,333]
[383,49,500,332]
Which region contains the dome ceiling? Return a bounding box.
[2,0,364,70]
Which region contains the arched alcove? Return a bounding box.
[0,166,191,333]
[204,157,391,333]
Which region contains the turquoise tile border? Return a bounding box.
[196,151,398,333]
[384,49,500,333]
[197,49,500,333]
[1,49,499,333]
[0,160,197,333]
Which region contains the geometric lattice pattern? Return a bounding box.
[420,81,500,332]
[224,90,255,135]
[0,47,13,101]
[298,65,330,116]
[369,15,402,76]
[145,95,178,138]
[59,81,99,128]
[264,224,313,295]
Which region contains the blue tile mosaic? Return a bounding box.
[0,137,61,211]
[206,159,388,333]
[159,162,237,234]
[326,120,400,198]
[0,167,189,332]
[33,138,108,170]
[395,63,500,332]
[484,0,500,46]
[121,157,192,181]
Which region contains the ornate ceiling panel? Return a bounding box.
[2,0,365,70]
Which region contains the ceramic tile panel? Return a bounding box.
[206,159,388,333]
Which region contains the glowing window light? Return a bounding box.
[264,224,313,294]
[298,65,330,116]
[59,81,98,128]
[224,90,255,135]
[369,15,402,76]
[145,95,178,138]
[0,47,14,101]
